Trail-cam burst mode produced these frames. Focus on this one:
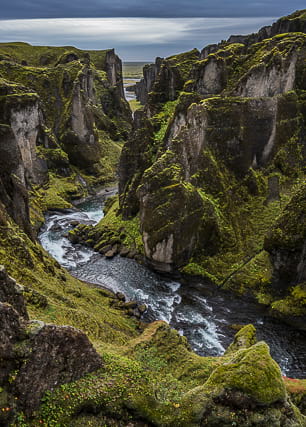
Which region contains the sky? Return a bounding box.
[0,1,305,61]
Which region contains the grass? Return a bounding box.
[122,62,149,78]
[0,42,110,70]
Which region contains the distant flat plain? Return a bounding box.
[123,61,150,79]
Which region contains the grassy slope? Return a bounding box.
[0,42,110,70]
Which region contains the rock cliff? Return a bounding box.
[0,11,306,427]
[116,10,306,320]
[0,42,132,222]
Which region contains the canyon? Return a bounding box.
[0,10,305,426]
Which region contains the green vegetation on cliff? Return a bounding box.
[0,42,132,221]
[0,10,306,427]
[117,20,306,322]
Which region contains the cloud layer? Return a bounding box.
[1,0,304,19]
[0,17,276,61]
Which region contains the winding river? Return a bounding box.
[39,188,306,379]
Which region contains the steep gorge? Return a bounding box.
[94,10,306,328]
[0,11,306,427]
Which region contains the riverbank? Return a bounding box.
[39,189,306,379]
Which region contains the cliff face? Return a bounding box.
[0,43,133,231]
[118,10,306,319]
[0,80,49,236]
[135,49,200,106]
[0,43,132,212]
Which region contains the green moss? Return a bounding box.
[224,324,257,355]
[187,342,286,407]
[0,220,138,347]
[153,100,178,143]
[73,196,144,255]
[128,98,142,112]
[166,48,200,80]
[265,182,306,252]
[127,321,221,390]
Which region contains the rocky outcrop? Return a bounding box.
[135,49,199,107]
[0,266,102,421]
[233,51,298,98]
[0,81,48,186]
[135,58,162,104]
[117,10,306,321]
[0,265,28,319]
[224,324,257,355]
[0,43,132,183]
[137,151,208,272]
[183,342,304,426]
[126,321,305,426]
[105,48,125,98]
[61,66,101,171]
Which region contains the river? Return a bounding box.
[39,188,306,379]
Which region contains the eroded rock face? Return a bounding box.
[0,266,102,418]
[135,58,162,104]
[201,9,306,57]
[119,14,306,275]
[62,67,101,171]
[0,83,48,186]
[135,50,199,107]
[0,44,132,184]
[234,52,298,98]
[0,265,28,319]
[136,150,225,272]
[105,48,125,98]
[10,101,48,185]
[167,97,279,177]
[0,123,33,236]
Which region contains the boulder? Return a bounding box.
[13,323,103,414]
[224,324,257,355]
[0,267,103,415]
[183,342,304,426]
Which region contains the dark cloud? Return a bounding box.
[1,0,305,19]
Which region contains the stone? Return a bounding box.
[0,266,28,318]
[116,292,126,302]
[138,304,147,314]
[224,324,257,355]
[120,247,130,257]
[13,324,103,414]
[105,249,116,258]
[0,267,103,416]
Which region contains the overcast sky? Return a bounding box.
[0,1,304,61]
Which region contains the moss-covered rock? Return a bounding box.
[0,42,132,211]
[118,11,306,321]
[224,324,257,355]
[181,342,304,426]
